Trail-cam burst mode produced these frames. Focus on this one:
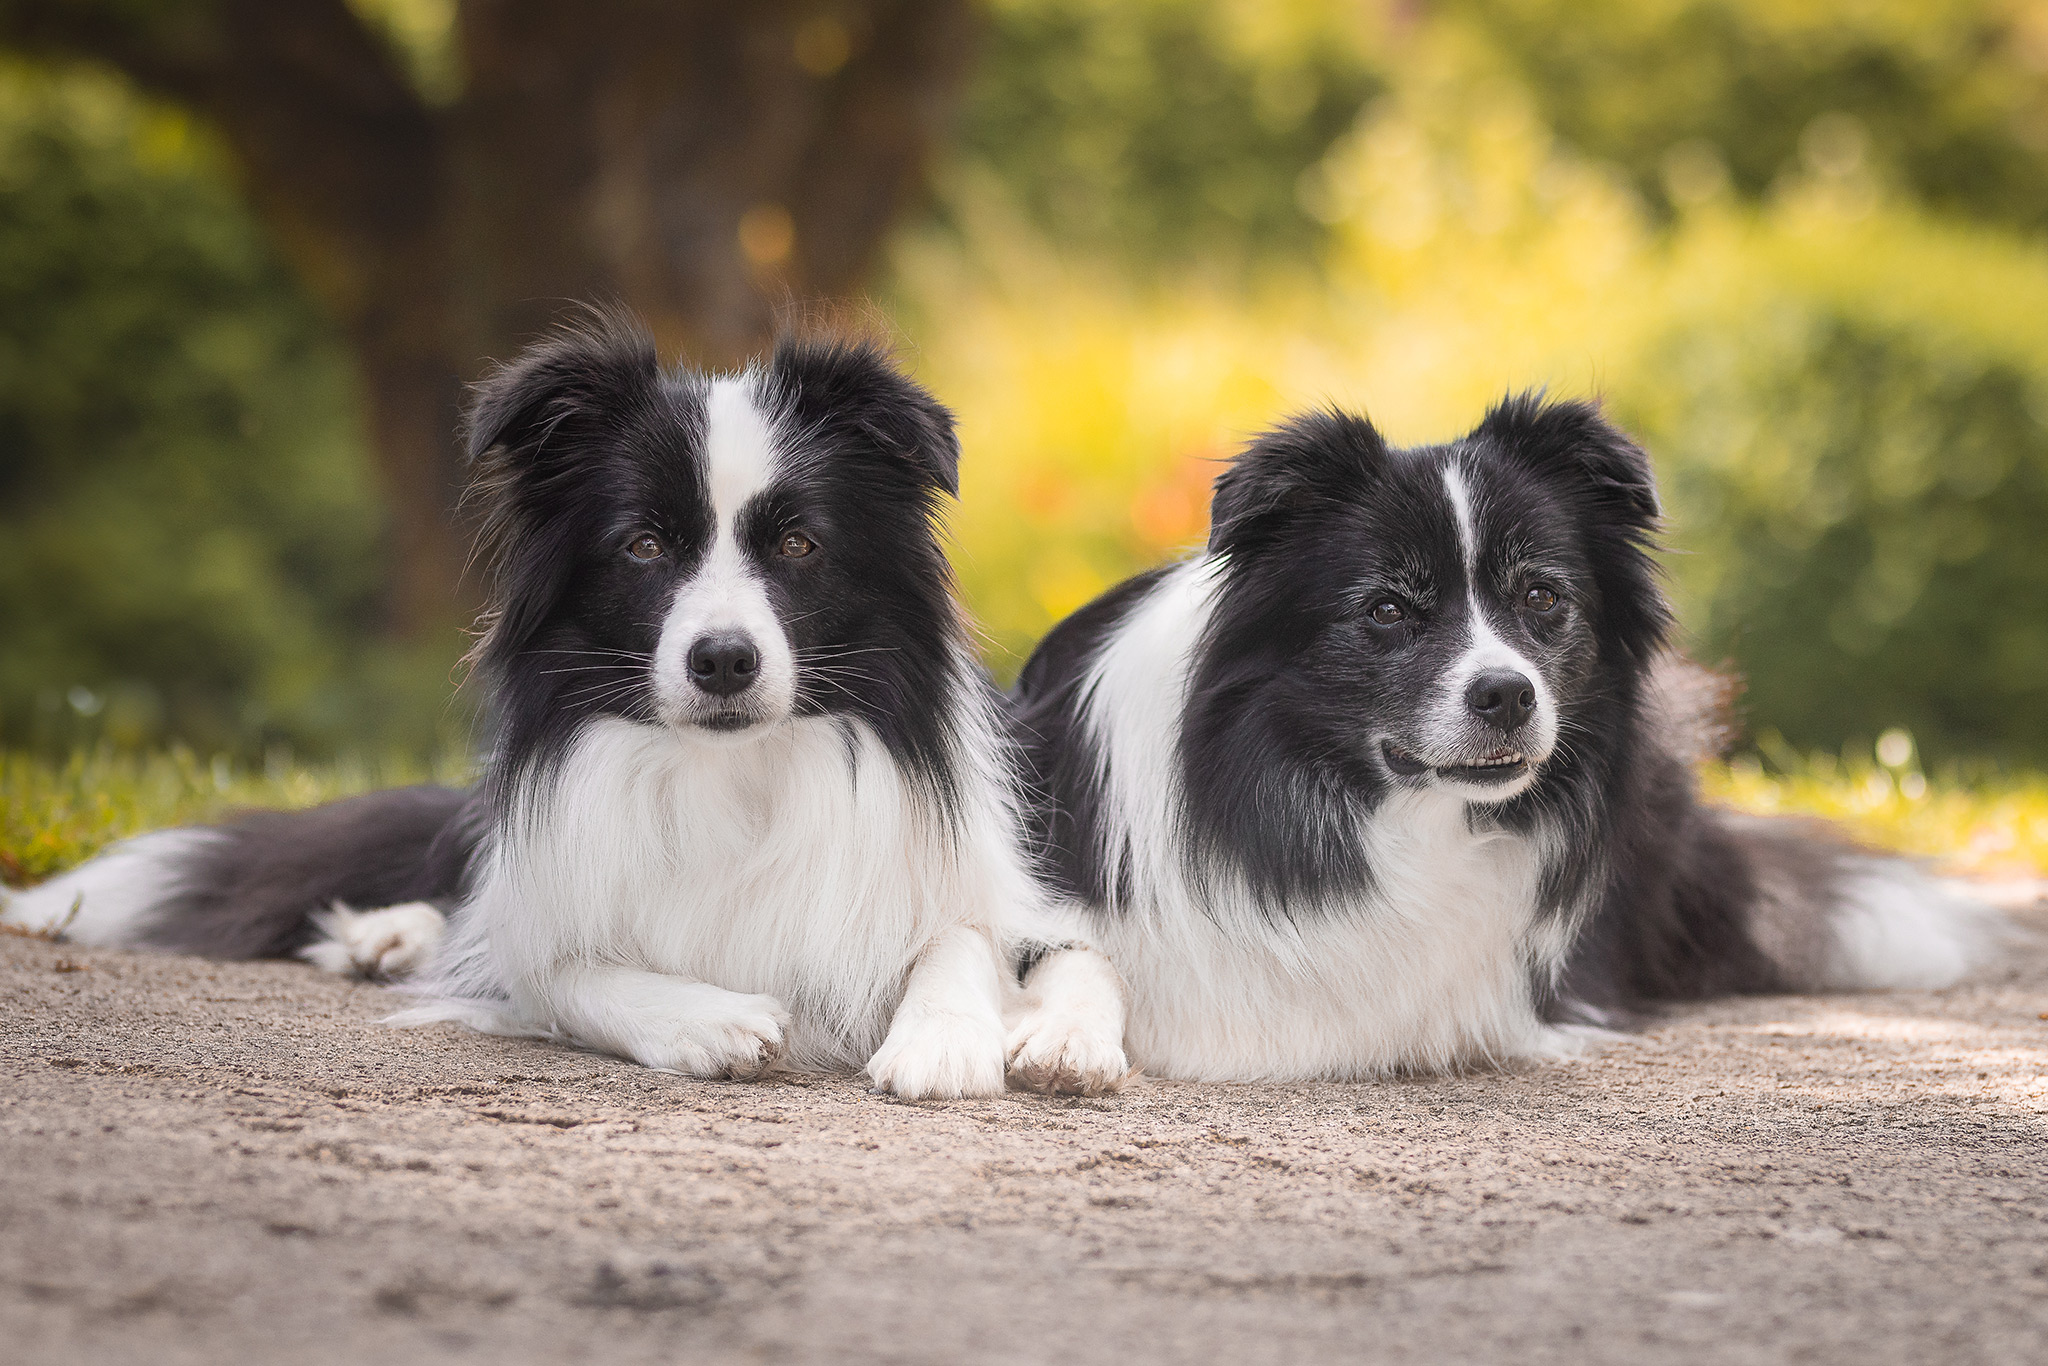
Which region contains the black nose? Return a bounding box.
[687,632,759,696]
[1465,670,1536,731]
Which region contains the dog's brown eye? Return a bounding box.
[1369,600,1405,626]
[628,534,664,561]
[1525,585,1560,614]
[779,531,815,559]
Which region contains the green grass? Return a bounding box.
[0,745,471,885]
[3,741,2043,890]
[1700,740,2048,882]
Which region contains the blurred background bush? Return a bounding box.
[2,0,2046,775]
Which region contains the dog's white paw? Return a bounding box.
[624,988,791,1080]
[1006,1006,1131,1096]
[866,1008,1006,1100]
[1516,1022,1619,1063]
[299,901,445,981]
[1004,945,1130,1096]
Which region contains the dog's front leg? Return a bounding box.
[539,964,790,1078]
[865,925,1008,1099]
[1006,946,1130,1095]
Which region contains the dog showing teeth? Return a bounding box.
[1007,395,2003,1083]
[0,374,2003,1102]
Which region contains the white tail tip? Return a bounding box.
[1822,860,2008,991]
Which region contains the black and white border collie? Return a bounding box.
[4,312,1117,1099]
[1010,397,2002,1082]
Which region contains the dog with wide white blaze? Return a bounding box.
[1,312,1117,1099]
[1007,396,2003,1083]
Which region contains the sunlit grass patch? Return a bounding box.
[1700,730,2048,879]
[5,738,2041,892]
[0,746,471,885]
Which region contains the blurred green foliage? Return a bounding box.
[0,62,465,761]
[3,2,2048,770]
[1628,218,2048,761]
[913,0,2048,767]
[953,0,1382,270]
[1459,0,2048,228]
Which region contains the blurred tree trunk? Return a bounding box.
[0,0,976,634]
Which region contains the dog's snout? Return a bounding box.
[1465,670,1536,731]
[687,631,760,696]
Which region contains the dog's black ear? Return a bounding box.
[1478,392,1670,661]
[1478,392,1660,531]
[762,337,960,497]
[1209,409,1388,557]
[465,307,662,470]
[462,309,662,679]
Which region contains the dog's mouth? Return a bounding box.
[696,711,764,734]
[1382,740,1529,785]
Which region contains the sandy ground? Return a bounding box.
[4,902,2047,1366]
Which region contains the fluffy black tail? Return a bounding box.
[1552,663,2002,1019]
[0,786,481,961]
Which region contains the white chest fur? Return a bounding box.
[1100,791,1556,1081]
[442,715,999,1070]
[1078,558,1566,1081]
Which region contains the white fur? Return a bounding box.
[1044,539,2000,1082]
[1007,945,1131,1094]
[1,375,1053,1105]
[1432,462,1557,802]
[1066,558,1577,1082]
[1083,558,1224,918]
[704,377,779,512]
[521,965,790,1076]
[1820,860,2003,990]
[0,828,219,946]
[867,924,1010,1098]
[397,659,1053,1098]
[298,901,446,980]
[394,375,1057,1098]
[1443,460,1481,579]
[651,375,796,729]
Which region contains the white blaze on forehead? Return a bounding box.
[649,373,797,728]
[1429,456,1561,785]
[1442,460,1479,578]
[703,376,779,527]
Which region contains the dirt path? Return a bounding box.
[4,903,2047,1366]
